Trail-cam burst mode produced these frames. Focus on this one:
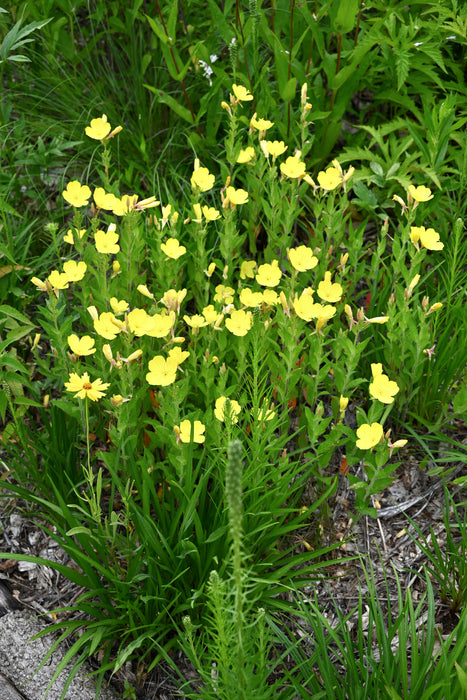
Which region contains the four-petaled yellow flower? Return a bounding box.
[369,363,399,404]
[65,371,110,401]
[127,308,154,337]
[237,147,255,164]
[62,181,92,208]
[225,309,253,336]
[239,288,263,308]
[214,396,241,423]
[410,226,443,251]
[47,270,69,290]
[191,166,215,192]
[64,228,86,245]
[85,115,112,140]
[240,260,257,279]
[317,271,343,303]
[146,312,175,338]
[94,311,122,340]
[95,228,120,254]
[356,422,384,450]
[408,185,433,202]
[146,355,178,386]
[67,334,96,356]
[232,84,254,102]
[317,167,340,191]
[63,260,87,282]
[250,115,274,132]
[168,346,190,366]
[161,238,186,259]
[202,205,221,221]
[175,419,206,444]
[214,284,235,304]
[288,246,318,272]
[184,314,208,329]
[224,185,249,206]
[94,187,119,210]
[262,140,287,159]
[256,260,282,287]
[109,297,129,314]
[280,155,306,179]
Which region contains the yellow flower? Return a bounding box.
[64,228,86,244]
[67,334,96,356]
[94,311,122,340]
[111,194,139,216]
[214,284,235,304]
[317,167,341,191]
[369,366,399,404]
[62,181,92,208]
[293,294,335,322]
[94,187,119,210]
[262,289,279,305]
[109,297,129,315]
[161,238,186,259]
[137,284,154,299]
[63,260,87,282]
[256,259,282,287]
[127,308,154,337]
[176,419,206,444]
[184,314,208,329]
[287,246,318,272]
[225,309,253,336]
[146,312,175,338]
[408,185,433,202]
[239,288,263,308]
[65,371,110,401]
[146,355,178,386]
[232,84,253,102]
[252,402,275,421]
[168,346,190,366]
[95,228,120,254]
[224,185,249,206]
[356,422,384,450]
[237,147,255,164]
[262,140,287,159]
[240,260,257,279]
[85,115,111,140]
[280,155,306,179]
[191,165,215,192]
[317,271,343,303]
[161,288,187,312]
[410,226,443,251]
[202,205,221,221]
[202,305,221,324]
[47,270,69,290]
[250,115,274,132]
[214,396,241,423]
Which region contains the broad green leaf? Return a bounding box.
[144,84,194,124]
[334,0,360,34]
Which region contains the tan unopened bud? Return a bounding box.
[87,305,99,321]
[344,304,353,320]
[125,349,143,363]
[356,307,365,322]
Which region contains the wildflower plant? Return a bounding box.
[0,79,453,689]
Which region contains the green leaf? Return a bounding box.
[144,84,194,124]
[334,0,360,34]
[280,77,297,103]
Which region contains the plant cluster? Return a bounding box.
[0,2,466,698]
